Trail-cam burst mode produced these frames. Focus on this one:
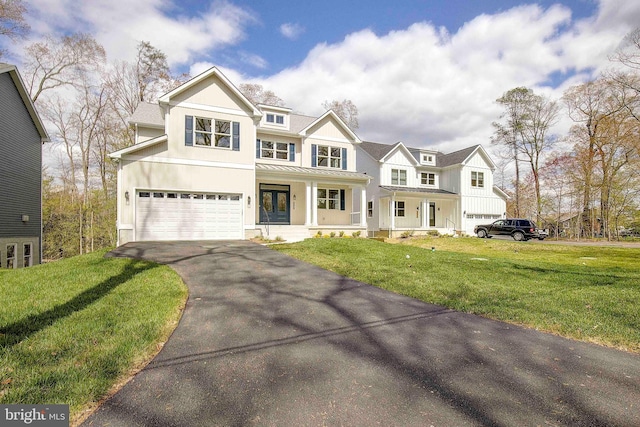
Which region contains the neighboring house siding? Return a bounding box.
[0,73,42,243]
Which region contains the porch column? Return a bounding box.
[311,181,318,226]
[421,199,428,229]
[425,199,431,228]
[390,194,395,231]
[305,181,312,226]
[360,186,367,227]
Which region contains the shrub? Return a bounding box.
[315,231,323,238]
[330,231,336,238]
[352,231,361,238]
[339,231,345,237]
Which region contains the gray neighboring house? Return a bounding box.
[0,63,50,268]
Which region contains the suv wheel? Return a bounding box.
[477,229,487,238]
[513,231,525,241]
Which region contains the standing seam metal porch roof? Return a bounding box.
[256,163,370,181]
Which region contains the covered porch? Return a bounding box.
[254,164,370,241]
[375,186,461,238]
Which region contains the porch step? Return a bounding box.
[261,225,311,243]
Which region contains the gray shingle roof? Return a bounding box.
[437,145,480,167]
[130,102,165,127]
[359,141,403,161]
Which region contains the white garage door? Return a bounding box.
[136,191,243,241]
[464,214,502,236]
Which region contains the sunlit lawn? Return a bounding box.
[273,237,640,353]
[0,250,187,424]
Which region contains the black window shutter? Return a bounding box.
[256,139,261,158]
[311,144,317,167]
[342,148,347,170]
[289,143,295,162]
[232,122,240,151]
[340,189,346,211]
[185,116,193,146]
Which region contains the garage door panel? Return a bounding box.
[136,191,243,241]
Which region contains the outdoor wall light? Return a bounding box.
[293,194,297,201]
[21,214,29,223]
[247,196,251,206]
[125,191,130,201]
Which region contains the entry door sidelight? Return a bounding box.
[429,203,436,227]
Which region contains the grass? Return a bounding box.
[0,250,187,424]
[272,237,640,353]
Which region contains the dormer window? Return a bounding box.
[421,153,435,164]
[266,113,285,125]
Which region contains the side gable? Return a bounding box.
[299,110,360,143]
[0,64,50,143]
[158,67,262,118]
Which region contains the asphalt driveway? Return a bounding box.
[82,241,640,426]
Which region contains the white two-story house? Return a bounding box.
[110,66,369,244]
[357,141,508,237]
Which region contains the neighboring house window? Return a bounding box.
[318,145,342,168]
[471,171,484,188]
[391,169,407,185]
[23,243,32,267]
[261,141,289,160]
[317,188,345,210]
[367,201,373,218]
[185,116,239,150]
[421,173,435,185]
[394,201,405,217]
[266,114,285,125]
[6,244,16,269]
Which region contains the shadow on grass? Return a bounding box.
[0,259,158,347]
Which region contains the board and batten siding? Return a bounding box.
[0,72,42,246]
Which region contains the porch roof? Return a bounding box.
[256,163,370,183]
[379,185,458,196]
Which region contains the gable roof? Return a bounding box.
[158,66,262,118]
[109,134,167,159]
[298,110,361,143]
[437,145,480,167]
[0,63,50,143]
[129,101,164,128]
[359,141,402,161]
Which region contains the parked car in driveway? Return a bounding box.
[474,218,548,241]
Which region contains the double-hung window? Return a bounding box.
[471,171,484,188]
[367,201,373,218]
[318,145,342,168]
[421,172,435,185]
[266,114,285,125]
[317,188,340,210]
[261,141,289,160]
[394,201,405,217]
[188,116,235,149]
[6,244,16,269]
[391,169,407,186]
[23,243,32,267]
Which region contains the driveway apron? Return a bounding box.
[83,241,640,426]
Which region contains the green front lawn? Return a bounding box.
[0,250,187,424]
[273,237,640,353]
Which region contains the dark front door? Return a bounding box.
[260,184,290,224]
[429,203,436,227]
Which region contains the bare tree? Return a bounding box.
[0,0,29,41]
[22,33,106,104]
[322,99,359,130]
[239,83,285,106]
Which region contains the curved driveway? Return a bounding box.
[83,241,640,426]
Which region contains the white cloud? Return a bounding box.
[254,1,637,154]
[20,0,257,66]
[279,22,304,40]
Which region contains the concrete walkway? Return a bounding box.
[82,241,640,426]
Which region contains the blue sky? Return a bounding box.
[9,0,640,153]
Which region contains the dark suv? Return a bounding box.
[474,218,548,241]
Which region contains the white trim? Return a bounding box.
[305,135,352,144]
[124,155,255,171]
[380,142,420,166]
[119,223,134,230]
[173,101,250,118]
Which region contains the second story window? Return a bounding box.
[266,113,285,125]
[471,171,484,188]
[421,172,435,186]
[391,169,407,186]
[186,115,239,150]
[261,141,289,160]
[318,145,342,168]
[195,118,231,148]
